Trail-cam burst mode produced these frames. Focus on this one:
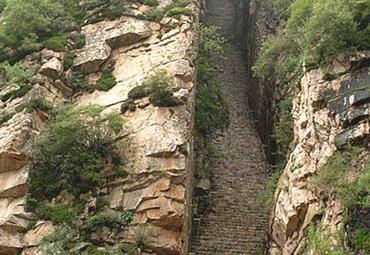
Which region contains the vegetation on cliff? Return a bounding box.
[310,147,370,254]
[254,0,370,85]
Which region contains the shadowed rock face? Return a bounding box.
[269,54,370,255]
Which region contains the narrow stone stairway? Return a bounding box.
[190,0,270,254]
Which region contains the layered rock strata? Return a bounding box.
[0,1,199,254]
[269,53,370,255]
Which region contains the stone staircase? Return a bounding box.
[190,0,270,254]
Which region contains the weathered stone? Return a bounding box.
[74,17,151,73]
[25,221,54,246]
[39,57,63,79]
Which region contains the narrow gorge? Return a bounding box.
[0,0,369,255]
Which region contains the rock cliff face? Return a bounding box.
[0,1,199,254]
[269,53,370,254]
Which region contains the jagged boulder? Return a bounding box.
[74,17,151,73]
[39,57,63,79]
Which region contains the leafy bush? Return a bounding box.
[141,0,191,21]
[35,202,80,225]
[129,70,181,107]
[96,69,117,91]
[121,211,135,223]
[0,111,14,125]
[197,24,225,55]
[2,63,32,84]
[0,0,61,61]
[195,55,229,136]
[43,35,68,52]
[139,0,159,6]
[254,0,370,85]
[305,222,351,255]
[63,52,77,70]
[82,211,122,234]
[313,146,369,210]
[352,229,370,253]
[28,104,124,201]
[16,98,52,113]
[166,7,192,19]
[66,71,91,92]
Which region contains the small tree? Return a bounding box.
[29,104,124,200]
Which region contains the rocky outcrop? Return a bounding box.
[0,1,199,254]
[269,53,370,255]
[74,16,152,74]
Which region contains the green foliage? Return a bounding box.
[0,0,61,61]
[352,229,370,253]
[141,0,191,21]
[313,146,369,210]
[138,0,159,6]
[197,24,225,55]
[121,211,135,223]
[274,99,294,167]
[63,52,77,70]
[43,35,68,52]
[195,55,229,136]
[96,69,117,91]
[166,7,192,19]
[16,98,52,113]
[131,70,181,107]
[254,0,370,85]
[1,62,32,84]
[40,225,79,255]
[35,202,79,225]
[68,33,86,49]
[306,223,351,255]
[67,71,90,92]
[142,8,165,22]
[269,0,294,19]
[82,211,122,234]
[29,104,124,201]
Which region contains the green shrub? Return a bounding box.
[43,35,68,52]
[16,98,52,113]
[28,104,124,201]
[253,0,370,85]
[195,55,229,136]
[2,63,32,84]
[67,71,91,92]
[352,229,370,253]
[63,52,77,70]
[305,223,351,255]
[82,211,122,234]
[36,202,79,225]
[69,33,86,49]
[0,0,62,61]
[129,70,181,107]
[313,146,369,210]
[139,0,159,6]
[142,8,165,22]
[121,211,135,223]
[166,7,192,19]
[198,24,225,55]
[96,69,117,91]
[143,70,181,107]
